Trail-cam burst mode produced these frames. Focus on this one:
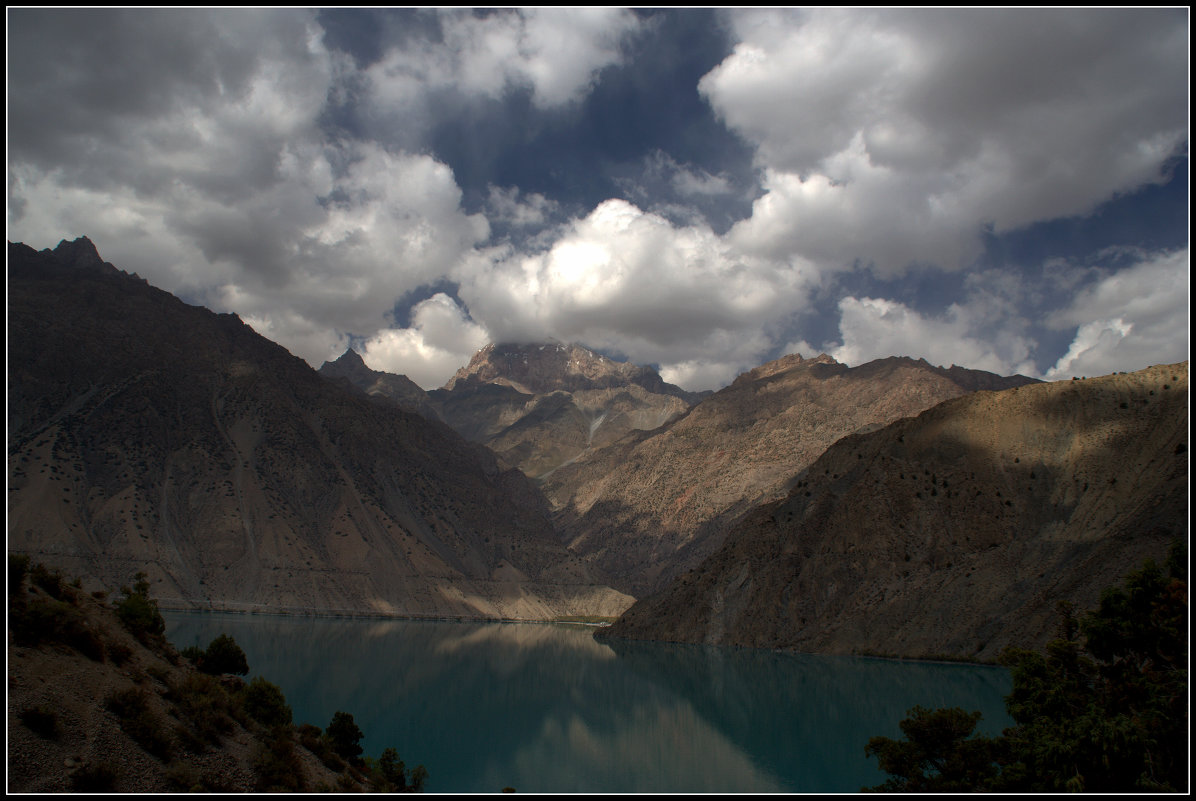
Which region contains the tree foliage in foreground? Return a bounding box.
[866,542,1187,792]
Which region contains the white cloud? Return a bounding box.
[7,10,1187,393]
[1044,249,1190,379]
[829,296,1035,376]
[7,10,490,374]
[485,185,559,228]
[366,8,641,113]
[641,151,736,199]
[360,294,490,389]
[703,8,1188,274]
[452,199,816,387]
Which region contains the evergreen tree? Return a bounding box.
[327,710,364,760]
[866,543,1188,792]
[199,633,250,676]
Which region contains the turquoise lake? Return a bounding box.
[164,612,1012,793]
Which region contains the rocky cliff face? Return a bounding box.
[430,343,694,478]
[601,363,1188,660]
[7,239,631,620]
[549,353,1039,596]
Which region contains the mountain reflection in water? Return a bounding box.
[165,613,1010,793]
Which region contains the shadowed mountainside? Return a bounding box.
[7,238,631,620]
[318,349,442,422]
[601,363,1188,660]
[548,353,1040,596]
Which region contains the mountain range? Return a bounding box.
[8,236,1186,663]
[8,238,630,620]
[600,362,1188,659]
[543,352,1040,595]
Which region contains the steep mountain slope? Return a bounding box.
[602,364,1188,660]
[428,343,695,478]
[7,238,631,620]
[7,561,385,793]
[548,353,1040,595]
[318,349,441,421]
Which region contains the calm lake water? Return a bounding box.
[163,612,1012,793]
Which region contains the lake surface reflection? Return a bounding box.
[164,613,1012,793]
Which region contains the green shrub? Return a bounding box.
[253,730,305,792]
[371,747,427,792]
[198,634,248,676]
[106,687,173,760]
[180,645,205,664]
[30,562,72,600]
[11,596,105,661]
[299,723,344,771]
[166,672,237,746]
[115,573,165,642]
[241,676,292,728]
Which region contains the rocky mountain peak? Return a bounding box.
[317,348,439,421]
[49,236,112,272]
[320,348,370,376]
[730,352,840,386]
[443,341,690,399]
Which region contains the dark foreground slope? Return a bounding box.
[7,560,392,792]
[602,364,1188,660]
[7,239,631,619]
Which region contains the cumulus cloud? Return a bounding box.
[702,8,1188,273]
[485,185,559,228]
[360,293,490,389]
[7,9,492,370]
[6,10,1187,392]
[821,248,1189,382]
[827,296,1036,376]
[1043,249,1189,379]
[451,199,817,388]
[365,8,642,114]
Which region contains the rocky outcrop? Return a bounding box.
[549,353,1039,596]
[7,239,632,621]
[601,364,1188,661]
[430,343,694,478]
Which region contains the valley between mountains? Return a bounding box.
[8,238,1189,660]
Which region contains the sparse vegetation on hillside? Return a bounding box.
[865,543,1188,792]
[7,556,427,793]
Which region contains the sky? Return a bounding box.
[7,8,1190,390]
